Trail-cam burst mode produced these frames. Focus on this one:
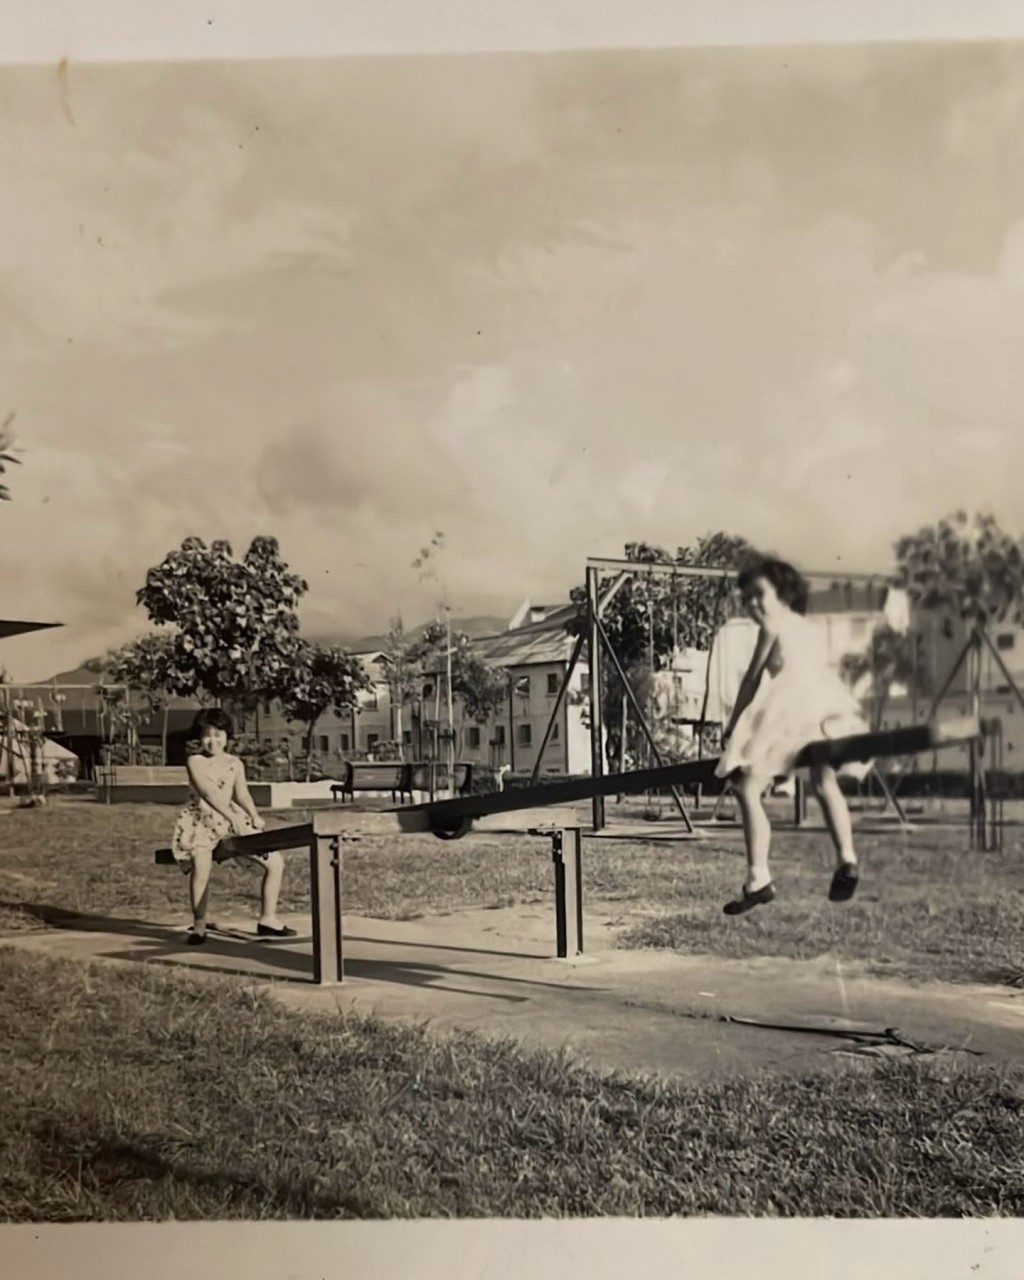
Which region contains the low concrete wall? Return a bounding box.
[103,785,192,806]
[102,778,346,808]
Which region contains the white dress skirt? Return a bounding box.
[715,609,871,783]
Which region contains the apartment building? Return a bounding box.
[910,609,1024,698]
[258,606,591,776]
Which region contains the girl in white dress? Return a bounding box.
[716,558,868,915]
[171,708,296,945]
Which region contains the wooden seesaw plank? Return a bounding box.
[394,715,983,836]
[153,813,366,866]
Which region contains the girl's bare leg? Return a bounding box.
[256,851,285,928]
[188,848,213,937]
[809,764,857,867]
[809,764,860,901]
[733,771,774,891]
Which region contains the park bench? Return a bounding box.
[408,761,474,796]
[97,764,190,803]
[330,761,414,804]
[328,760,476,804]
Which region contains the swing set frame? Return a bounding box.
[532,556,907,837]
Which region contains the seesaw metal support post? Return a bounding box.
[547,826,584,959]
[310,817,345,986]
[211,813,355,987]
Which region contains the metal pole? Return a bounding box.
[586,567,605,831]
[310,818,344,985]
[530,629,585,785]
[968,631,984,850]
[585,556,887,584]
[551,829,567,958]
[549,826,584,958]
[571,826,584,954]
[507,672,516,773]
[445,608,455,796]
[595,613,694,832]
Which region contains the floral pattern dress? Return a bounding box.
[171,752,263,869]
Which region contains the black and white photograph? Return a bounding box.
[2,3,1024,1275]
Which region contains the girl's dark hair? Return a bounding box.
[736,556,810,616]
[192,707,235,739]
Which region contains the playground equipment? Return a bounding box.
[397,716,982,839]
[541,557,899,837]
[155,715,985,985]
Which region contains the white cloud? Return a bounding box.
[3,46,1024,681]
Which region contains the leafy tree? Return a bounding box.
[382,617,417,756]
[279,642,371,780]
[566,532,754,768]
[408,621,506,751]
[894,511,1024,629]
[840,623,931,730]
[0,412,19,502]
[104,632,178,764]
[134,536,308,708]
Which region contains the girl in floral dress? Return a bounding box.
[716,557,870,915]
[171,708,296,945]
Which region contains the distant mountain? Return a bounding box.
[27,662,107,687]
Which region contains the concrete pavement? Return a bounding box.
[3,900,1023,1080]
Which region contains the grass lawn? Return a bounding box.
[3,948,1024,1220]
[2,799,1024,985]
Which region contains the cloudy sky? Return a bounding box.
[2,39,1023,681]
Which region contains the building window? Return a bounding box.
[340,733,350,752]
[997,633,1016,651]
[467,727,481,748]
[364,688,379,709]
[402,730,412,746]
[317,735,330,753]
[514,675,530,698]
[550,723,559,742]
[516,724,532,747]
[423,682,434,699]
[366,733,379,753]
[547,672,559,695]
[493,725,506,746]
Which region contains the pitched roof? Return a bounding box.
[473,615,583,668]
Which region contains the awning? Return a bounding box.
[0,619,63,640]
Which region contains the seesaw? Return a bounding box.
[153,716,983,986]
[395,716,985,839]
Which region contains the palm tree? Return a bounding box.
[840,624,930,729]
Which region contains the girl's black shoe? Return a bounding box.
[829,863,859,903]
[723,882,776,915]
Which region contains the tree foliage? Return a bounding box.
[103,632,178,762]
[279,642,371,779]
[894,511,1024,629]
[105,633,177,711]
[134,536,308,705]
[408,620,507,725]
[567,533,754,664]
[840,624,931,730]
[0,412,19,502]
[565,532,755,768]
